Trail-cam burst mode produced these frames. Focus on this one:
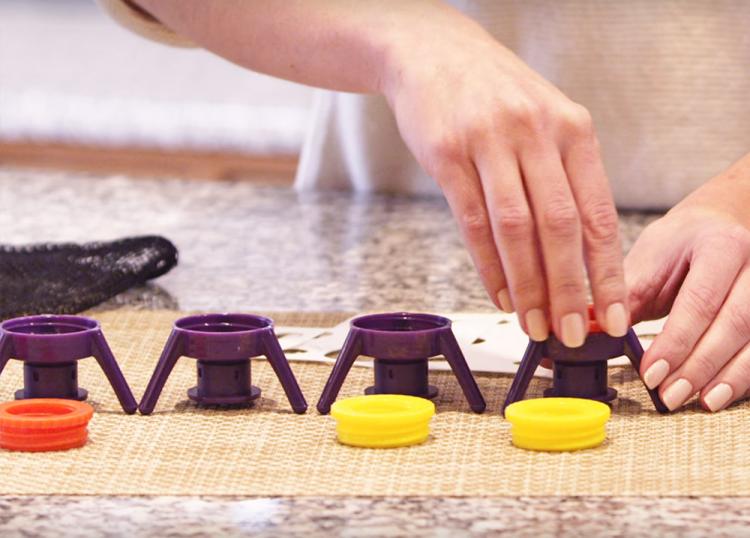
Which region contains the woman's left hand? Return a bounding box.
[626,153,750,412]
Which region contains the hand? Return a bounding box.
[129,0,628,346]
[381,9,628,347]
[626,154,750,412]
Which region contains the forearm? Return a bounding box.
[131,0,479,95]
[133,0,627,343]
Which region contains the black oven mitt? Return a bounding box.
[0,235,178,318]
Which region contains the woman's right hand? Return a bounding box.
[126,0,626,346]
[380,5,628,347]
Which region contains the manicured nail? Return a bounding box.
[662,378,693,411]
[560,313,585,348]
[605,302,628,337]
[643,359,670,389]
[704,383,733,413]
[525,309,549,341]
[497,288,514,313]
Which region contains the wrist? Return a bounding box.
[376,2,492,100]
[672,152,750,229]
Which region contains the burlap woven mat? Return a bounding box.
[1,309,749,496]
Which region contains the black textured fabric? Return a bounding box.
[0,236,178,318]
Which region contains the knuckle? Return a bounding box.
[464,117,493,146]
[683,284,722,321]
[541,201,580,238]
[627,281,650,312]
[460,209,490,239]
[592,265,625,296]
[425,133,466,177]
[581,202,620,244]
[697,224,750,258]
[722,225,750,254]
[496,206,534,239]
[476,262,500,283]
[560,103,594,138]
[550,276,586,297]
[727,303,750,338]
[512,277,544,302]
[732,358,750,385]
[507,99,548,133]
[689,353,721,382]
[665,327,694,359]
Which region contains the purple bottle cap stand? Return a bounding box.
[503,326,669,414]
[0,310,666,422]
[0,315,138,414]
[316,312,486,414]
[139,313,307,415]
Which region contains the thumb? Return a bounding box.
[623,242,675,325]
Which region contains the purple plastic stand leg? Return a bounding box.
[624,330,667,413]
[502,327,668,415]
[0,333,12,385]
[0,315,137,414]
[90,330,139,413]
[139,313,307,415]
[315,329,362,414]
[260,331,308,413]
[438,329,487,413]
[316,312,486,414]
[502,340,544,409]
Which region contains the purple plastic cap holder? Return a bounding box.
[138,313,307,415]
[0,315,137,414]
[502,328,668,414]
[316,312,486,414]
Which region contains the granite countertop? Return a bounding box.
[0,168,658,314]
[0,168,734,538]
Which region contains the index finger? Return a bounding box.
[562,110,628,338]
[435,161,513,312]
[641,238,744,389]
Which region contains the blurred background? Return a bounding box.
[0,0,315,182]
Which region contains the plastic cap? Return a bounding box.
[587,304,603,333]
[330,394,435,448]
[505,397,611,451]
[0,399,94,452]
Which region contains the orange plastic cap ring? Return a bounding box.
[0,399,94,452]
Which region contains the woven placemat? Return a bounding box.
[1,309,749,496]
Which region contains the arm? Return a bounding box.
[133,0,629,348]
[131,0,433,93]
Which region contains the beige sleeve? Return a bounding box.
[96,0,195,48]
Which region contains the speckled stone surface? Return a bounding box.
[2,496,750,538]
[0,168,659,313]
[0,167,724,538]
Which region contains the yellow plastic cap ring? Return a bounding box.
[505,397,611,452]
[330,394,435,448]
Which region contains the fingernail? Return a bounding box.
[497,288,514,313]
[662,378,693,411]
[525,309,549,341]
[605,302,628,337]
[704,383,733,413]
[643,359,670,389]
[560,313,586,348]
